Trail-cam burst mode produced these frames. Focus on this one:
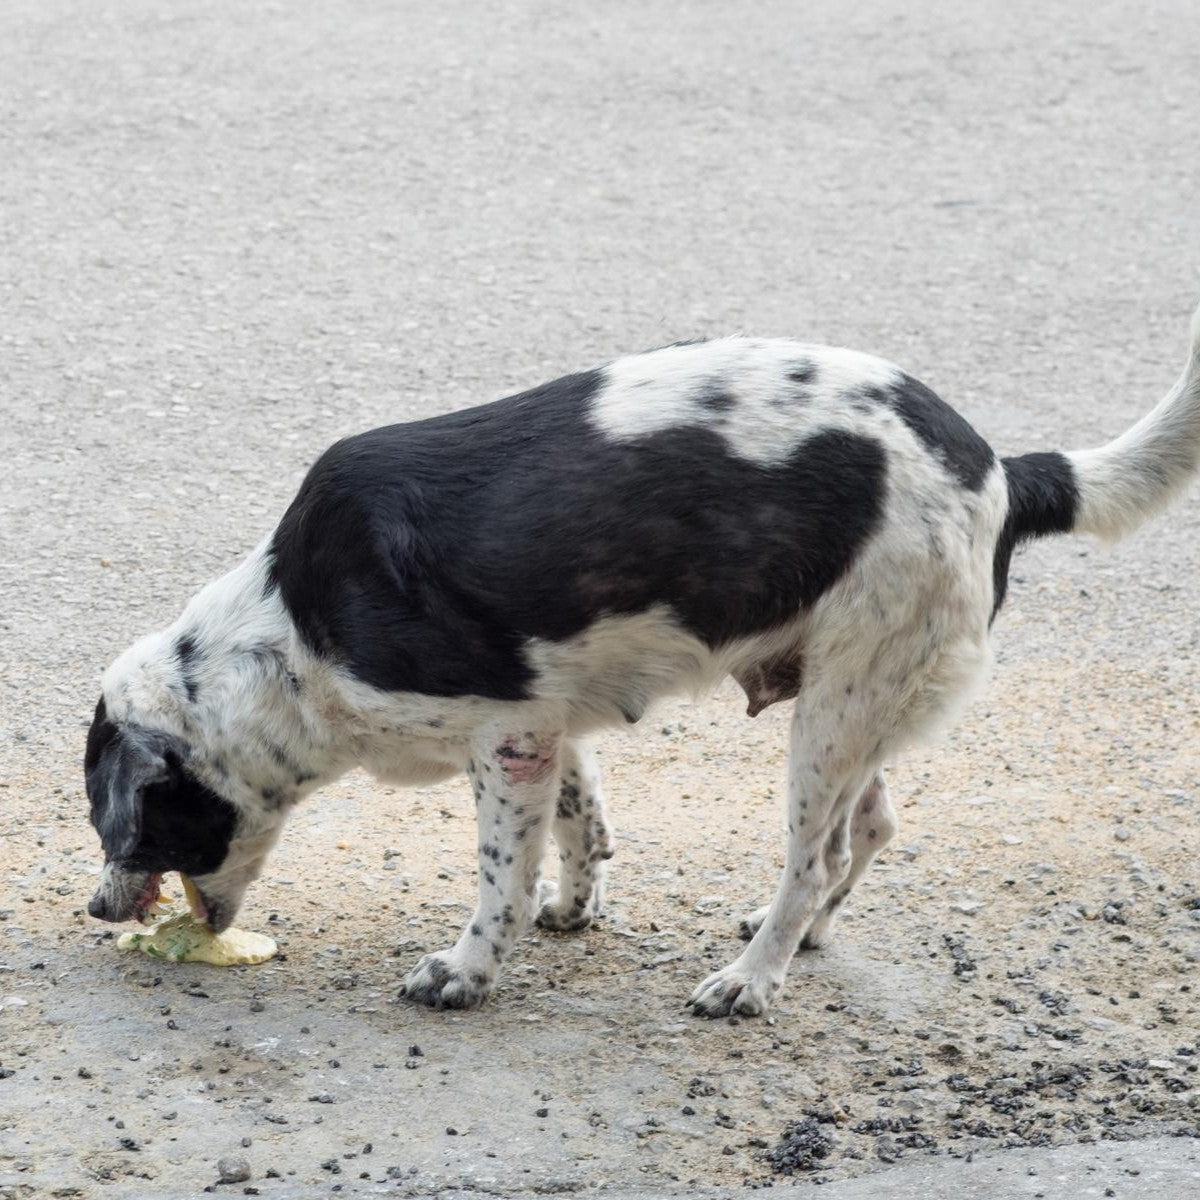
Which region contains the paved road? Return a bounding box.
[2,1,1198,1197]
[53,1136,1200,1200]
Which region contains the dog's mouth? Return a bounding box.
[98,871,218,927]
[133,872,165,923]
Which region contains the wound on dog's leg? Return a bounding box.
[495,734,558,785]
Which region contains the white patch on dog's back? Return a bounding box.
[589,338,902,464]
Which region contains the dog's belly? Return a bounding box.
[369,744,465,787]
[525,605,807,731]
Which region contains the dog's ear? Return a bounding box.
[84,703,181,862]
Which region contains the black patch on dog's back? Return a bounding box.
[268,367,888,699]
[869,375,995,491]
[991,451,1078,619]
[771,361,820,409]
[697,386,736,413]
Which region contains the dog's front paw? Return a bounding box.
[534,879,595,932]
[400,951,492,1010]
[687,961,781,1018]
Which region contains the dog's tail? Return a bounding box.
[1003,299,1200,545]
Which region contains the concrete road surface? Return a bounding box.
[2,1,1198,1197]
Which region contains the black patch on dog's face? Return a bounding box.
[864,375,995,491]
[84,697,236,875]
[267,367,887,699]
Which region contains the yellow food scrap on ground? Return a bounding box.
[117,909,277,966]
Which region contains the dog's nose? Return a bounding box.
[87,892,109,920]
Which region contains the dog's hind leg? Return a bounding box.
[691,673,891,1018]
[737,771,896,948]
[400,727,563,1009]
[537,738,614,931]
[800,770,897,949]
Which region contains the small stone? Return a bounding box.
[1114,827,1131,842]
[216,1155,251,1184]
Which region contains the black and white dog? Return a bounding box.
[85,305,1200,1016]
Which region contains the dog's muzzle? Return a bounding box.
[88,865,163,924]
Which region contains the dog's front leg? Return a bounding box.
[537,738,615,931]
[400,728,562,1009]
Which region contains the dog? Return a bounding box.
[85,303,1200,1017]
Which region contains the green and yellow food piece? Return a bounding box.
[116,876,277,966]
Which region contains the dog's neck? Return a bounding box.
[103,540,347,816]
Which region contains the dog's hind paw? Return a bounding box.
[399,951,493,1010]
[737,905,770,941]
[687,961,781,1018]
[534,880,596,932]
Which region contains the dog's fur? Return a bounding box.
[86,304,1200,1016]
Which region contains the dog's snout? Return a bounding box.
[87,891,110,921]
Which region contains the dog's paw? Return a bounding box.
[741,905,829,951]
[687,962,781,1018]
[399,951,492,1010]
[798,923,831,951]
[534,880,595,932]
[738,905,770,941]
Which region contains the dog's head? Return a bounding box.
[84,696,274,931]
